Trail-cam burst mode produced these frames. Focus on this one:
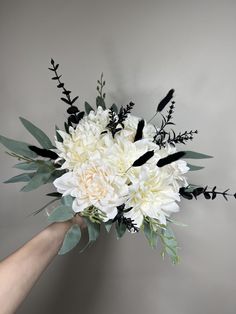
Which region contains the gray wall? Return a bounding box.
[1,0,236,313]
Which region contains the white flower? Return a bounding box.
[119,114,156,141]
[154,144,189,192]
[53,159,129,221]
[124,165,180,228]
[55,107,109,170]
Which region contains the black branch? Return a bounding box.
[153,101,175,147]
[49,59,84,131]
[179,186,236,201]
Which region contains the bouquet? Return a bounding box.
[1,59,235,263]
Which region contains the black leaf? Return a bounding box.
[61,97,71,105]
[212,192,217,200]
[68,115,77,124]
[179,188,193,200]
[57,83,64,88]
[132,150,154,167]
[64,122,69,133]
[63,90,71,95]
[192,187,204,198]
[134,119,145,142]
[157,151,185,167]
[204,192,211,199]
[28,146,58,160]
[51,58,55,65]
[76,111,85,122]
[67,106,79,114]
[46,192,62,197]
[157,89,175,112]
[71,96,79,104]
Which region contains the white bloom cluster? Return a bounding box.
[53,106,189,229]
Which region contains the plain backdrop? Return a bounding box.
[0,0,236,313]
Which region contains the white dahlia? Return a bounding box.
[54,107,109,170]
[53,159,129,221]
[124,164,180,228]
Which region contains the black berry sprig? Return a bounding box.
[49,59,84,131]
[180,186,236,201]
[153,101,175,147]
[96,73,106,100]
[117,102,135,127]
[105,102,135,137]
[166,129,198,146]
[113,204,139,232]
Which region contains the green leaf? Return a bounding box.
[143,220,158,249]
[47,170,66,183]
[61,195,74,207]
[104,220,113,233]
[0,135,37,158]
[13,162,39,171]
[115,222,126,239]
[55,125,63,143]
[32,197,60,216]
[160,226,179,264]
[85,102,94,115]
[48,205,74,223]
[21,166,53,192]
[96,96,106,110]
[58,225,82,255]
[20,117,55,149]
[183,151,213,159]
[187,163,205,171]
[4,172,34,183]
[111,103,118,113]
[80,218,100,252]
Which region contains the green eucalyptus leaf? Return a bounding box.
[80,218,100,252]
[61,195,74,207]
[58,225,82,255]
[4,172,34,183]
[13,162,39,171]
[115,222,126,239]
[104,220,113,233]
[187,163,205,171]
[96,96,106,110]
[0,135,37,158]
[143,220,158,249]
[20,117,55,149]
[47,170,66,183]
[85,102,94,115]
[183,151,213,159]
[55,125,63,143]
[21,171,52,192]
[48,205,74,223]
[161,226,179,264]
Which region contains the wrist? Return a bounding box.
[44,220,73,248]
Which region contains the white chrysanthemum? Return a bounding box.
[103,134,155,181]
[119,114,156,141]
[55,107,109,170]
[53,160,129,221]
[153,144,189,192]
[124,165,180,228]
